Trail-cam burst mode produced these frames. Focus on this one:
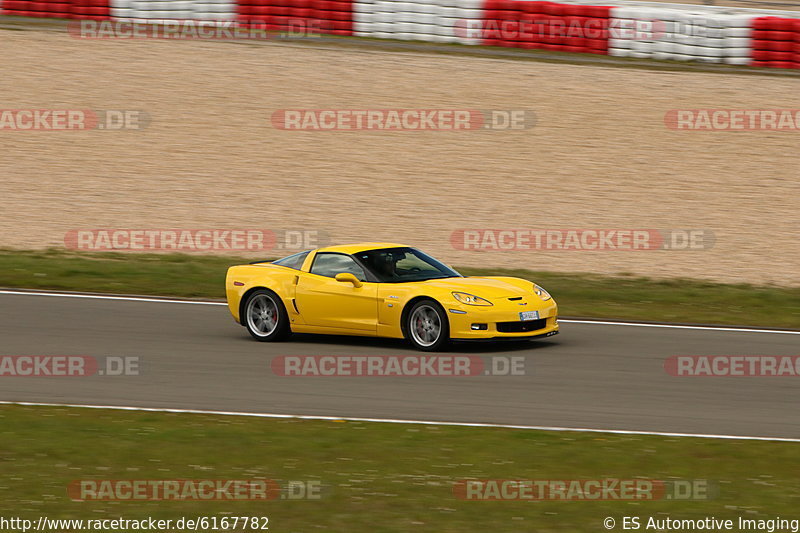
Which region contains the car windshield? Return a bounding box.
[355,247,462,283]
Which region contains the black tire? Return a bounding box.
[242,289,291,342]
[405,299,449,352]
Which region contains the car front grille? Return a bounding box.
[496,318,547,333]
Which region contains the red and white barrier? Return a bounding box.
[751,16,800,68]
[353,0,483,44]
[109,0,236,22]
[2,0,110,18]
[1,0,798,69]
[609,7,755,64]
[112,0,237,22]
[238,0,353,35]
[479,0,612,54]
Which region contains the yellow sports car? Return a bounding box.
[225,243,558,351]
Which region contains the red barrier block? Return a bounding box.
[76,0,109,18]
[795,18,800,64]
[54,2,72,15]
[483,22,501,39]
[328,10,352,21]
[767,30,793,40]
[288,7,310,17]
[4,0,26,14]
[530,1,552,13]
[497,9,518,20]
[751,39,771,50]
[772,40,795,52]
[752,16,774,30]
[753,38,795,51]
[479,0,610,56]
[587,38,608,51]
[769,50,795,61]
[774,18,796,31]
[586,5,611,18]
[541,2,562,15]
[753,16,796,31]
[274,5,291,15]
[755,50,795,61]
[572,5,595,17]
[500,19,519,43]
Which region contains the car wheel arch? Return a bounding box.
[400,295,449,339]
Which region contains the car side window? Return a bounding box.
[310,253,367,281]
[395,254,438,274]
[272,251,310,270]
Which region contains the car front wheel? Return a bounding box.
[406,299,449,352]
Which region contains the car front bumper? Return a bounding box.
[446,300,559,340]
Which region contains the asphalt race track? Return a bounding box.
[1,291,798,439]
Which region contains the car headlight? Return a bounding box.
[452,292,493,306]
[533,284,552,301]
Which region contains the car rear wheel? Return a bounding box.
[406,299,449,352]
[243,289,290,342]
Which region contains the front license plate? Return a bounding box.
[519,311,540,321]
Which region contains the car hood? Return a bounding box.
[420,276,533,299]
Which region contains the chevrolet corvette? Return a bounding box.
[225,243,558,351]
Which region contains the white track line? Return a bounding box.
[558,319,800,335]
[0,289,227,306]
[1,289,798,334]
[1,400,799,442]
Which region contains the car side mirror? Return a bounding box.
[335,273,363,288]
